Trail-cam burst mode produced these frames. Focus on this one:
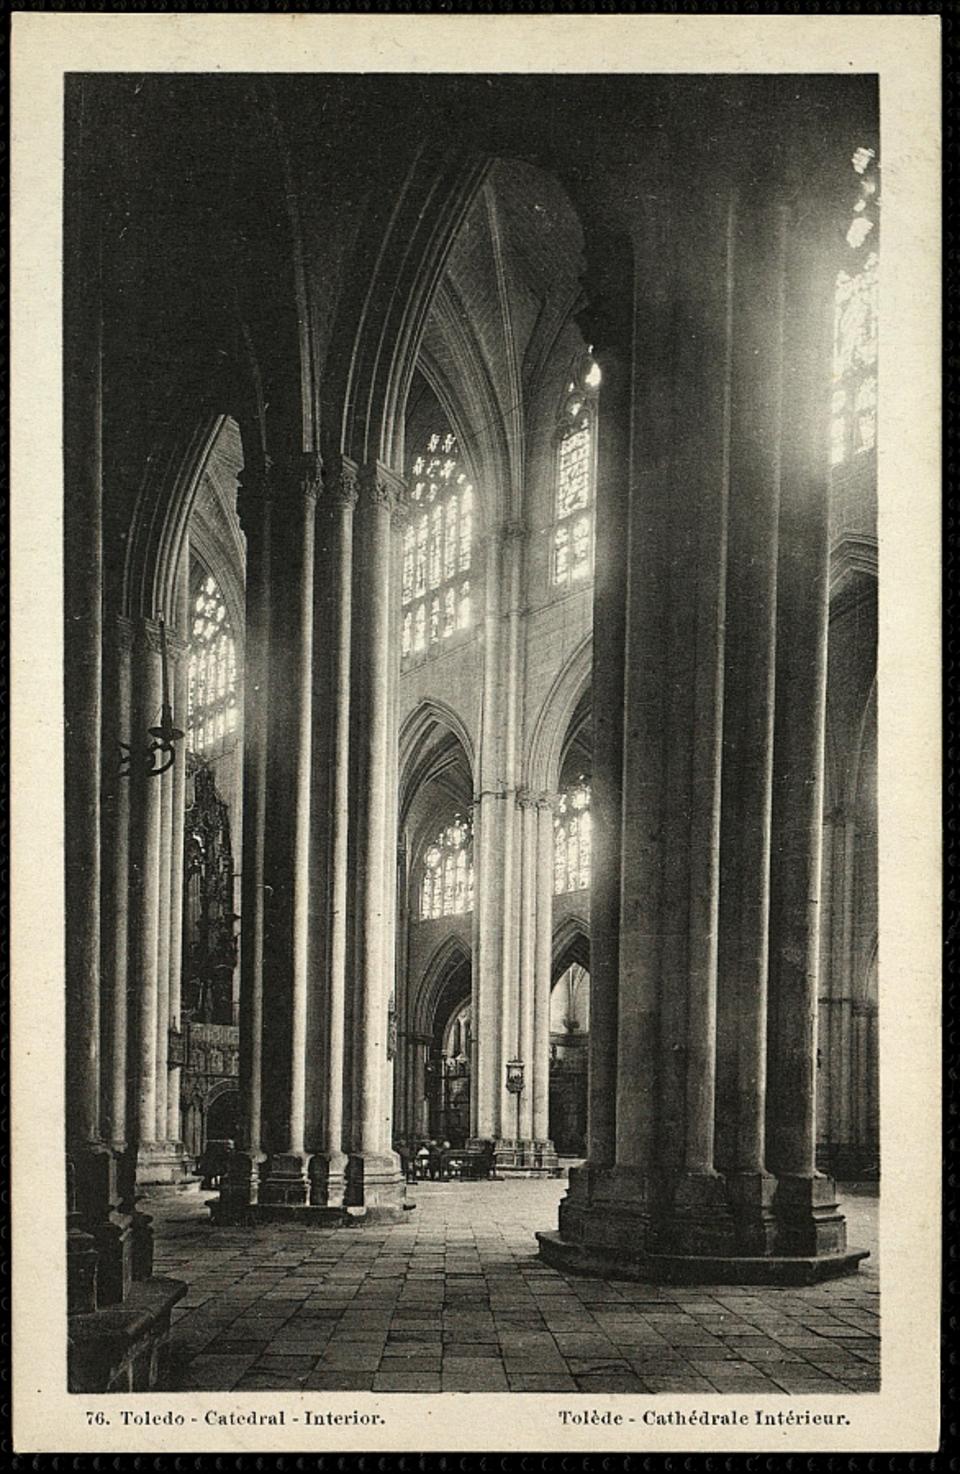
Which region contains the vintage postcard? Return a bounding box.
[10,10,941,1456]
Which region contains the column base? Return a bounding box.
[258,1151,312,1207]
[310,1151,348,1209]
[69,1143,136,1309]
[537,1230,869,1285]
[210,1151,398,1225]
[68,1276,187,1393]
[135,1141,191,1187]
[648,1170,735,1257]
[540,1162,869,1284]
[774,1172,850,1257]
[724,1169,779,1255]
[345,1151,406,1218]
[210,1149,266,1224]
[494,1138,561,1176]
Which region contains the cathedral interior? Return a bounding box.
[64,72,880,1393]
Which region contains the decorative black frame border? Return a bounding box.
[1,0,949,1464]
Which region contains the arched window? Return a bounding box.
[187,571,238,756]
[420,814,475,920]
[554,779,591,894]
[552,354,601,588]
[402,427,473,663]
[831,147,879,468]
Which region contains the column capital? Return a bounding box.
[327,457,360,511]
[162,629,190,665]
[273,450,323,505]
[536,791,560,814]
[107,613,135,655]
[134,616,166,657]
[502,519,527,545]
[517,788,540,811]
[358,460,406,516]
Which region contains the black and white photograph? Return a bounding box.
[11,11,940,1457]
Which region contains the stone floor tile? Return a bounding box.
[303,1372,376,1391]
[770,1373,848,1393]
[319,1348,384,1369]
[574,1374,647,1392]
[177,1355,258,1391]
[442,1368,509,1391]
[373,1373,443,1392]
[708,1374,786,1392]
[508,1374,579,1391]
[380,1355,443,1373]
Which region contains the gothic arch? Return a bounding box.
[326,112,642,489]
[552,915,591,982]
[399,698,476,819]
[413,934,473,1040]
[527,635,593,793]
[830,533,878,599]
[850,673,878,816]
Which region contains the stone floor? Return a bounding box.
[151,1174,879,1395]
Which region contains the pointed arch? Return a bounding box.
[527,634,593,793]
[413,933,473,1039]
[552,914,591,982]
[399,698,476,820]
[850,672,878,816]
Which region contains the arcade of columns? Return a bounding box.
[66,115,871,1356]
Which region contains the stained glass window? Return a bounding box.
[187,571,238,756]
[831,147,879,469]
[554,780,591,895]
[401,427,473,663]
[553,355,600,587]
[420,814,475,920]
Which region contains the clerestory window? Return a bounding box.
[401,428,473,664]
[831,146,879,469]
[554,779,591,895]
[420,814,475,920]
[552,354,601,588]
[187,571,238,756]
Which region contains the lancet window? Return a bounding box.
[402,427,473,663]
[187,571,238,756]
[553,355,601,587]
[831,146,880,468]
[420,814,475,920]
[554,780,591,895]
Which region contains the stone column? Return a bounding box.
[532,794,557,1148]
[381,492,407,1156]
[307,461,358,1207]
[766,202,849,1256]
[100,615,133,1151]
[393,838,411,1146]
[472,529,504,1142]
[131,622,164,1168]
[516,792,538,1143]
[64,219,132,1305]
[258,452,319,1206]
[154,750,173,1146]
[646,187,735,1252]
[165,602,189,1146]
[713,184,789,1253]
[346,461,405,1213]
[496,524,526,1161]
[221,462,272,1217]
[585,339,631,1170]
